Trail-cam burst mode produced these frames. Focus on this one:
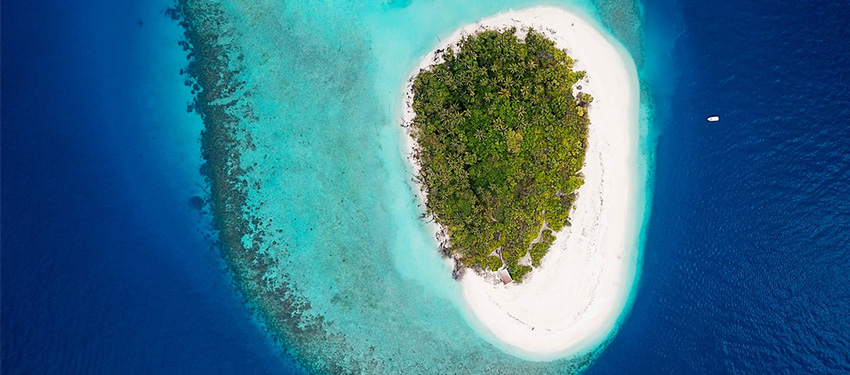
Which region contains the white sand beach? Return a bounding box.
[401,7,641,359]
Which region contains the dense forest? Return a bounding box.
[410,28,591,282]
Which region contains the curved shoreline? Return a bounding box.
[401,7,641,360]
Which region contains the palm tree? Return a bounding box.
[474,128,485,141]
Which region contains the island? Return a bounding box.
[410,27,591,283]
[401,7,641,359]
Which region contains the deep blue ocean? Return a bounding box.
[3,1,848,375]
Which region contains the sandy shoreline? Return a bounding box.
[400,7,641,359]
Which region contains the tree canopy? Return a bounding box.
[411,28,590,282]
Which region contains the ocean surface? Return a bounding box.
[3,0,848,374]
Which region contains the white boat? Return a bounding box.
[707,115,720,122]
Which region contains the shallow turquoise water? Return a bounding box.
[180,0,650,372]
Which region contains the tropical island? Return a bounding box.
[410,28,591,282]
[401,7,642,359]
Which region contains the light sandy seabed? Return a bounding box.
[400,6,641,360]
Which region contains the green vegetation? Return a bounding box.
[411,28,590,282]
[530,229,556,267]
